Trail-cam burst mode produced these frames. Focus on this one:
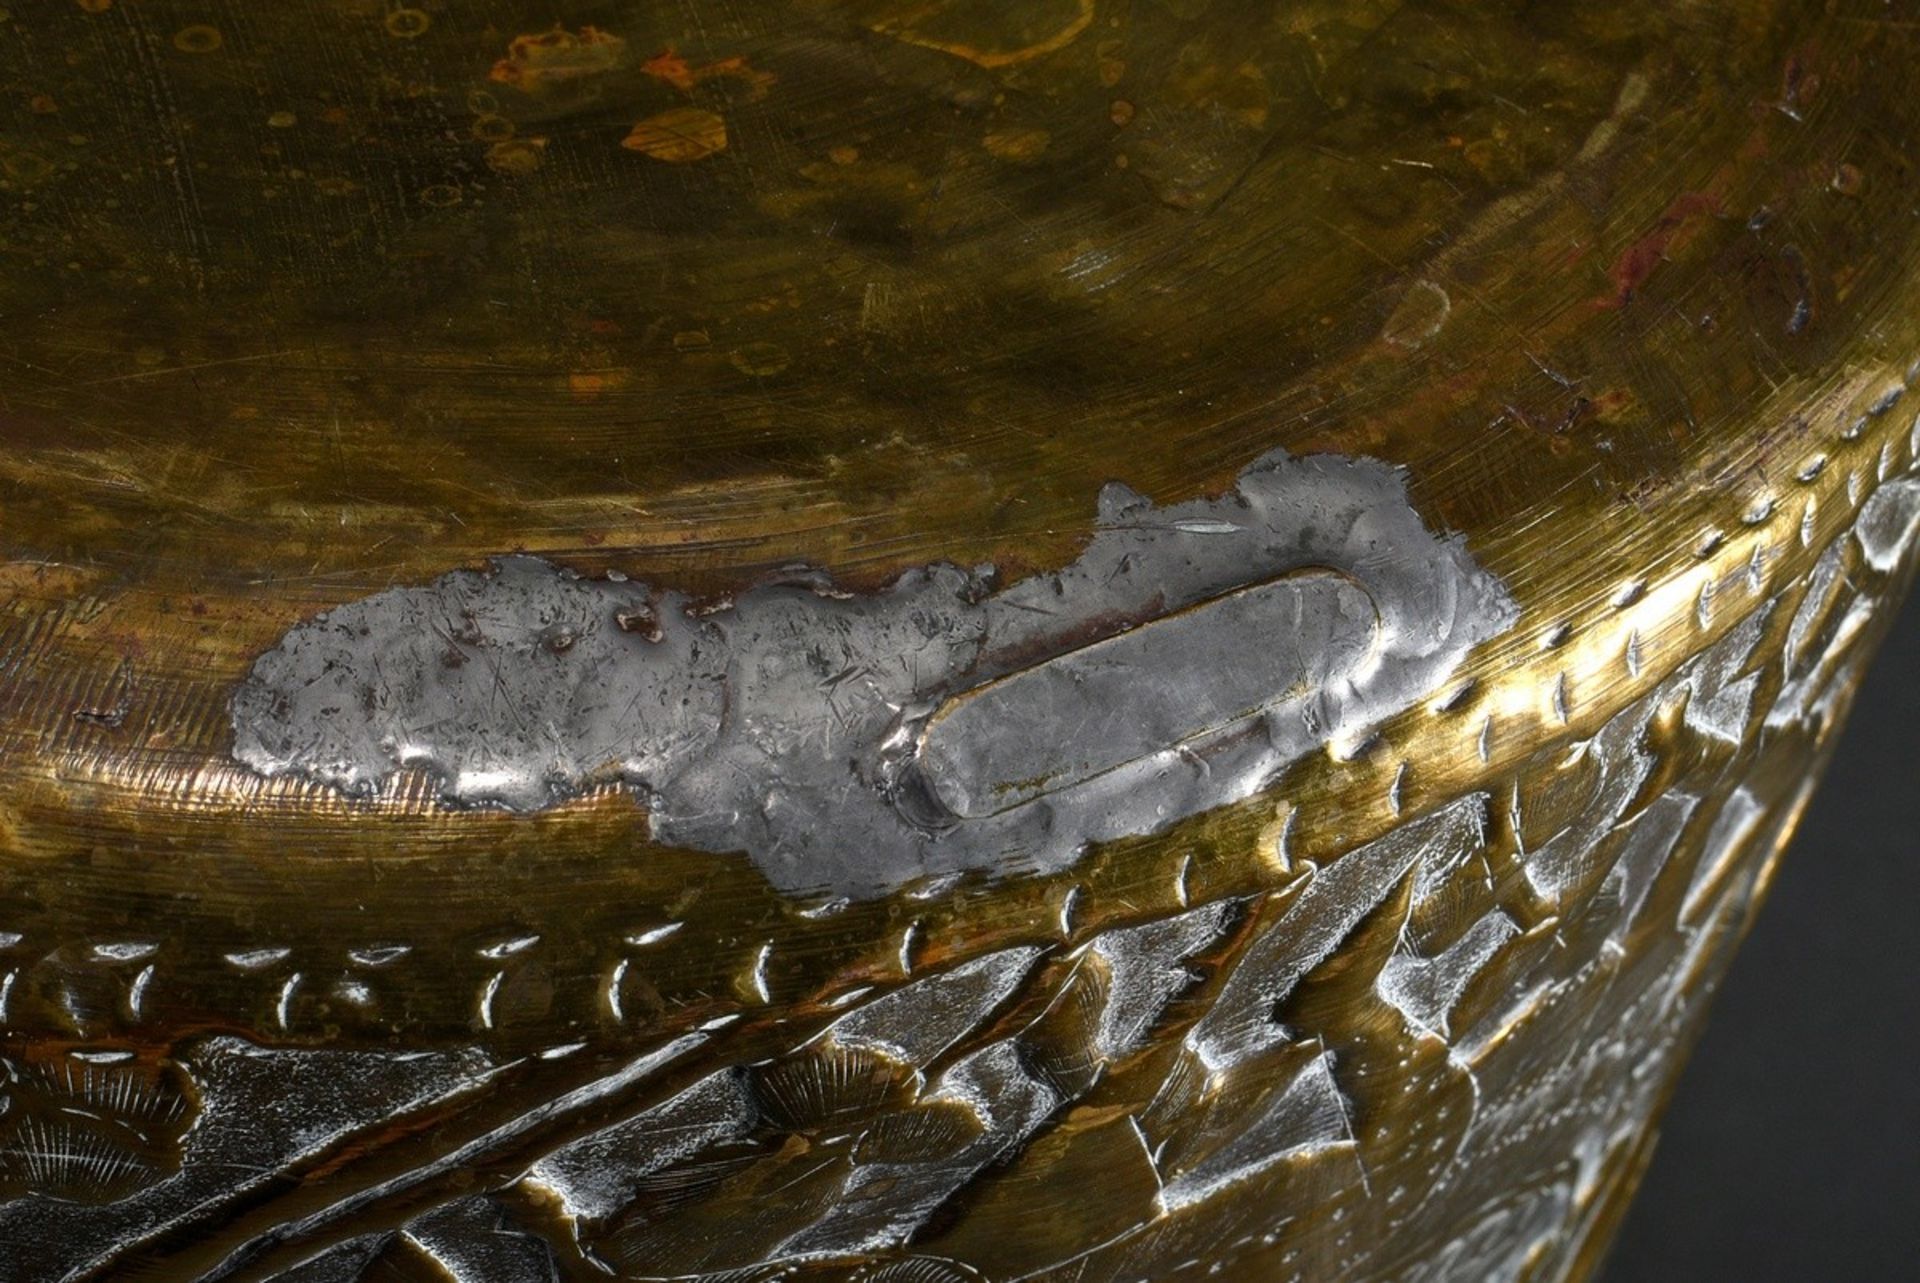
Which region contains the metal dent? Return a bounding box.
[230,450,1516,898]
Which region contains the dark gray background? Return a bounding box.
[1604,587,1920,1280]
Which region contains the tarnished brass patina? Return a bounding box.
[1,2,1916,1279]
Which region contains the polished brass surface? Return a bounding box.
[0,2,1917,1279]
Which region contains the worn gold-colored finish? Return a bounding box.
[1,2,1917,1279]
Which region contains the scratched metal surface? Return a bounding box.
[1,2,1918,1280]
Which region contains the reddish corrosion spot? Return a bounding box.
[1604,191,1724,307]
[641,48,776,100]
[1778,51,1821,121]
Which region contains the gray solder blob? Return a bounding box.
[231,450,1516,897]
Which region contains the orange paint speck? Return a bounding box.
[642,48,776,100]
[984,127,1050,163]
[491,26,627,93]
[623,108,727,163]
